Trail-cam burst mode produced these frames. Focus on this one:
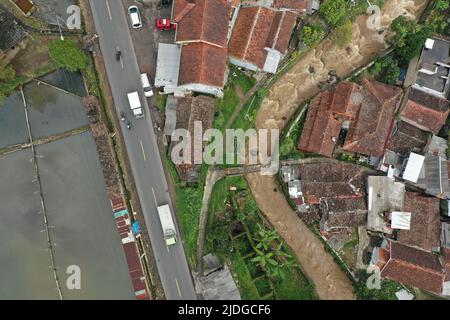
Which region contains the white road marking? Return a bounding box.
[175,278,182,297]
[140,140,147,161]
[152,188,157,206]
[105,0,112,20]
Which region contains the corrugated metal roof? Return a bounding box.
[155,43,181,91]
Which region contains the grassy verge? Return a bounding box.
[156,93,167,112]
[231,88,268,130]
[214,66,256,131]
[279,102,309,160]
[353,270,413,300]
[204,175,318,300]
[164,148,207,266]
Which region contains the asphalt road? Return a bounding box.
[89,0,196,300]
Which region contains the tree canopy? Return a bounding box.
[49,39,88,72]
[319,0,348,27]
[300,24,325,48]
[390,16,433,63]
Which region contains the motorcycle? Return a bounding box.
[126,122,132,130]
[116,49,122,61]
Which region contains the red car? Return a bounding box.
[155,18,176,31]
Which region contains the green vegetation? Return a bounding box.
[214,67,256,131]
[0,61,17,103]
[319,0,348,27]
[300,24,325,48]
[279,103,308,160]
[366,54,400,85]
[49,39,89,72]
[353,271,413,300]
[0,56,58,104]
[436,0,449,10]
[215,86,240,131]
[205,176,317,300]
[231,88,268,130]
[165,148,207,265]
[427,0,450,36]
[229,66,256,95]
[390,16,433,63]
[156,93,168,112]
[331,20,353,48]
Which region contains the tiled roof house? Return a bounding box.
[381,241,445,294]
[228,5,298,73]
[169,95,215,183]
[298,78,403,158]
[399,88,450,135]
[396,192,441,252]
[297,161,367,233]
[273,0,309,11]
[170,0,232,96]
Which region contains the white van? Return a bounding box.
[128,6,142,29]
[140,73,154,97]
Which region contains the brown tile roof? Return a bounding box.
[178,42,228,88]
[265,11,298,54]
[387,121,429,155]
[343,78,403,157]
[228,6,277,68]
[396,192,441,252]
[273,0,309,11]
[445,249,450,281]
[400,89,450,134]
[172,95,216,182]
[381,241,444,294]
[173,0,231,47]
[298,78,403,157]
[298,161,368,230]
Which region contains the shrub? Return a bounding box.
[331,20,353,48]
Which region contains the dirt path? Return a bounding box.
[247,0,428,300]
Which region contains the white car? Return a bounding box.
[140,73,154,97]
[128,6,142,29]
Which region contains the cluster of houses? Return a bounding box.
[155,0,319,98]
[159,0,319,183]
[282,37,450,296]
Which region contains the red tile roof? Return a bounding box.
[273,0,309,11]
[397,192,441,252]
[178,42,228,87]
[173,0,231,47]
[265,11,298,54]
[229,6,298,69]
[229,6,276,68]
[400,98,449,134]
[299,78,403,157]
[381,241,444,294]
[343,78,403,156]
[172,96,215,182]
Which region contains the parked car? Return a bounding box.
[140,73,154,97]
[128,6,142,29]
[156,18,176,31]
